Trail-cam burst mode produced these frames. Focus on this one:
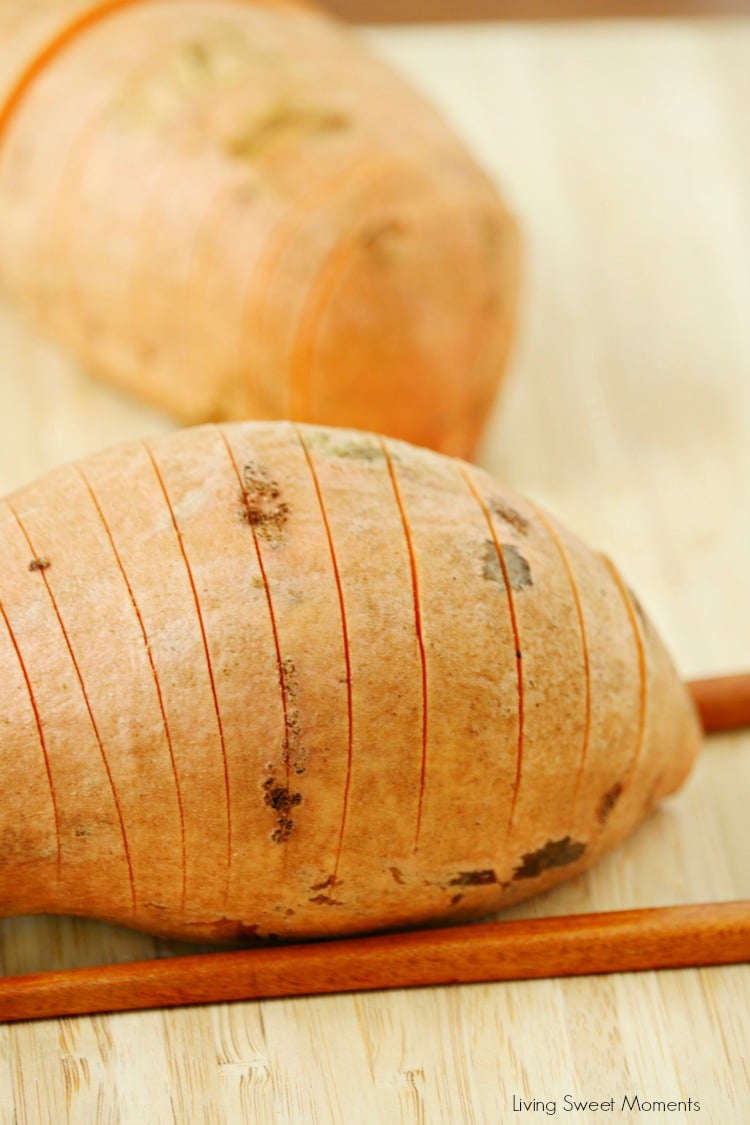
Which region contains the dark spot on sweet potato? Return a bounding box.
[28,557,50,572]
[482,541,532,590]
[263,782,302,814]
[513,837,586,880]
[271,819,294,844]
[449,870,497,886]
[240,461,289,543]
[280,657,306,774]
[450,893,464,907]
[502,544,532,590]
[389,866,405,885]
[311,875,336,892]
[483,541,503,584]
[598,782,624,825]
[263,778,302,844]
[489,498,529,535]
[237,923,260,939]
[309,894,344,906]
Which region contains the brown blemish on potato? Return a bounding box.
[280,657,306,774]
[483,540,503,583]
[489,498,529,535]
[241,461,289,543]
[263,777,302,844]
[449,869,497,886]
[311,875,336,892]
[236,923,260,940]
[513,837,586,880]
[450,893,465,906]
[305,429,383,461]
[482,541,532,590]
[228,105,350,160]
[389,866,405,885]
[502,544,532,590]
[309,893,344,906]
[28,557,50,572]
[598,782,624,825]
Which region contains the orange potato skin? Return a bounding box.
[0,0,520,459]
[0,423,700,942]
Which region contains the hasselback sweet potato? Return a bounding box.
[0,0,519,458]
[0,422,700,942]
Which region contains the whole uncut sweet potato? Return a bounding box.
[0,1,519,458]
[0,422,700,942]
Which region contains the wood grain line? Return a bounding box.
[602,555,648,786]
[294,427,353,884]
[75,465,188,909]
[460,470,525,840]
[531,503,592,825]
[379,437,429,852]
[5,499,136,910]
[0,592,62,880]
[143,442,233,904]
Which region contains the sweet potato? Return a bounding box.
[0,422,700,942]
[0,1,519,458]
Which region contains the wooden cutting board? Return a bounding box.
[0,15,748,1124]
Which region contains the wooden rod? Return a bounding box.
[0,671,746,1023]
[688,673,750,734]
[0,900,748,1023]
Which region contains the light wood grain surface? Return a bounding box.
[1,14,749,1124]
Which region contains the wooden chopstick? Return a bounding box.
[689,673,750,734]
[0,900,748,1023]
[0,670,747,1023]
